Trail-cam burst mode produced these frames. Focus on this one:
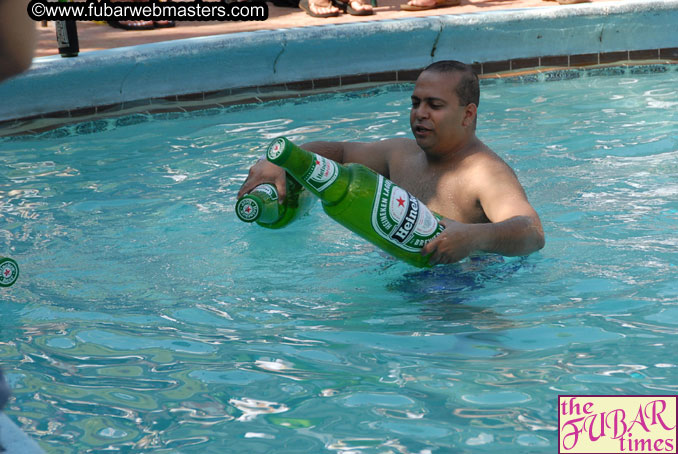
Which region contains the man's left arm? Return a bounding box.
[421,160,545,265]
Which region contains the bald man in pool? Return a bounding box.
[238,60,545,265]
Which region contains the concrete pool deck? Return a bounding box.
[32,0,620,58]
[1,0,677,136]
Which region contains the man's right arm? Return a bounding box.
[237,139,399,202]
[301,140,392,177]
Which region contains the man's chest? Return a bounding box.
[389,163,485,223]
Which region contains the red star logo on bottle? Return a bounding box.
[397,197,405,207]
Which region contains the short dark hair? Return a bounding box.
[422,60,479,107]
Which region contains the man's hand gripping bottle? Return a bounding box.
[236,176,316,229]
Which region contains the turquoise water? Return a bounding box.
[1,67,677,453]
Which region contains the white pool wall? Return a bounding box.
[0,0,676,122]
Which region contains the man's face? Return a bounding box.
[410,70,472,156]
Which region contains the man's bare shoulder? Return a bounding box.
[462,141,515,175]
[461,142,527,204]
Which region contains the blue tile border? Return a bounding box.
[489,63,678,85]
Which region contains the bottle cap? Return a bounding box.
[0,257,19,287]
[266,137,289,164]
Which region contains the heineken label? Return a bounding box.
[303,154,338,192]
[252,184,277,201]
[236,198,259,222]
[0,258,19,287]
[371,176,443,252]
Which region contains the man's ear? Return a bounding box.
[462,103,477,128]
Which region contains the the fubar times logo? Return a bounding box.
[559,395,677,453]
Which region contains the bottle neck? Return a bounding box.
[267,137,349,206]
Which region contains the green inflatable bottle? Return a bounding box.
[266,137,445,268]
[0,257,19,287]
[236,177,316,229]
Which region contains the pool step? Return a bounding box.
[0,413,45,454]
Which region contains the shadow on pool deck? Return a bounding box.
[35,0,619,57]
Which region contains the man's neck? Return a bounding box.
[424,133,479,166]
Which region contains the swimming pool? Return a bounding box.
[1,66,677,453]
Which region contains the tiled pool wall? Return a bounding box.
[0,0,676,136]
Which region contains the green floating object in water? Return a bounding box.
[0,257,19,287]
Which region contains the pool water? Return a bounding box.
[1,67,677,453]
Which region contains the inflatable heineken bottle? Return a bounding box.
[236,176,316,229]
[266,137,445,268]
[0,257,19,287]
